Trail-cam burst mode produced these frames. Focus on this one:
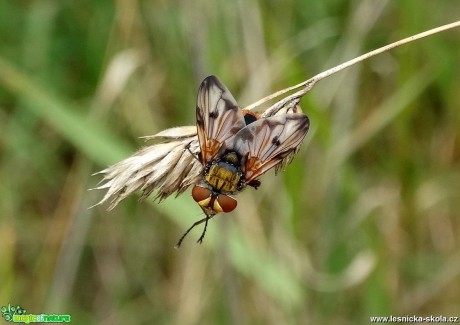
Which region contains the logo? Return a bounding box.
[1,304,71,323]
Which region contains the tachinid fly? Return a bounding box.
[176,76,309,247]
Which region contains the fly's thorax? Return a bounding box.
[221,151,239,165]
[203,151,244,193]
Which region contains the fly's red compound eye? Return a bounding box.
[192,186,212,203]
[216,194,237,213]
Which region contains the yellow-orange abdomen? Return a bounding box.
[205,162,241,193]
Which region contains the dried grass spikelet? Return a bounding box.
[92,103,304,210]
[92,126,201,210]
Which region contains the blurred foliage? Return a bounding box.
[1,0,459,324]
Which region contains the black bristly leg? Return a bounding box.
[197,216,209,244]
[185,141,201,163]
[248,179,261,189]
[174,213,215,248]
[175,217,207,248]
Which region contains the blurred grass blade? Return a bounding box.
[330,68,435,166]
[0,56,132,166]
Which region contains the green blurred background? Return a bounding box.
[1,1,459,324]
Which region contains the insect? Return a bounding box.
[175,76,309,247]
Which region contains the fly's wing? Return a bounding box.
[228,113,309,183]
[196,76,246,165]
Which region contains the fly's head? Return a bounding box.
[191,184,238,214]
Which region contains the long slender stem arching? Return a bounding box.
[246,20,460,114]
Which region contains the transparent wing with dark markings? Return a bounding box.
[227,113,309,182]
[196,75,246,165]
